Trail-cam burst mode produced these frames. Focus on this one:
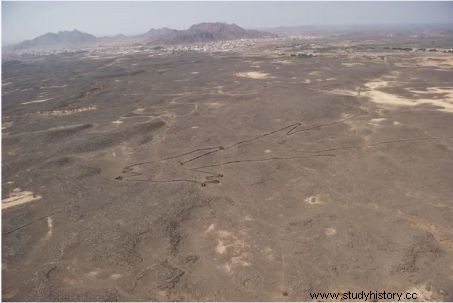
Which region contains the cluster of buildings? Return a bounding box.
[5,37,285,59]
[164,37,280,53]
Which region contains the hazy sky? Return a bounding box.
[3,1,453,44]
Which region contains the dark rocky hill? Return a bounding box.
[151,22,276,44]
[14,29,97,50]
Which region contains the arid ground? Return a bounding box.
[2,40,453,300]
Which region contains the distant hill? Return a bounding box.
[265,23,453,36]
[13,29,97,50]
[151,22,276,44]
[138,27,176,40]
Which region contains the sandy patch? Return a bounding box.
[206,102,225,109]
[325,228,337,236]
[305,194,324,205]
[87,271,99,278]
[216,240,227,254]
[2,121,13,130]
[273,60,292,65]
[243,215,253,222]
[2,190,42,210]
[39,105,97,116]
[369,118,386,126]
[342,62,364,67]
[235,71,272,79]
[44,217,53,240]
[205,223,216,234]
[363,80,453,113]
[22,98,54,105]
[327,89,358,97]
[131,108,145,114]
[110,273,122,279]
[206,224,251,274]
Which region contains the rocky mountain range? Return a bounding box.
[151,23,274,44]
[6,23,276,52]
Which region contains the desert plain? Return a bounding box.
[2,35,453,301]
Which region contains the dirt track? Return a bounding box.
[2,46,453,300]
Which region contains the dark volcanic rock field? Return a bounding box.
[2,47,453,301]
